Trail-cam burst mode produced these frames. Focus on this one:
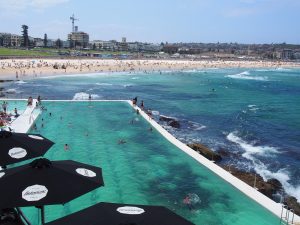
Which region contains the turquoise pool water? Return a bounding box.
[21,101,280,225]
[2,100,27,115]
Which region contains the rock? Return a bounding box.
[187,143,222,162]
[217,148,242,159]
[159,115,181,128]
[222,165,285,199]
[217,148,230,157]
[284,196,300,216]
[168,120,180,128]
[267,178,283,192]
[0,80,14,83]
[222,165,300,216]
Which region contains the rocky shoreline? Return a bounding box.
[188,142,300,216]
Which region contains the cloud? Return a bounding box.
[0,0,69,15]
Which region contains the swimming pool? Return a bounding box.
[21,101,279,225]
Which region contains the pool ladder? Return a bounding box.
[280,205,295,225]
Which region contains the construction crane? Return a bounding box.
[70,14,79,33]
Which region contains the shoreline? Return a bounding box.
[0,58,300,80]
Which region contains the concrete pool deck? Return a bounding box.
[2,98,299,224]
[9,99,39,133]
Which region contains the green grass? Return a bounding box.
[0,47,57,56]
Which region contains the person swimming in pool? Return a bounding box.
[64,144,69,150]
[118,139,126,145]
[183,196,193,210]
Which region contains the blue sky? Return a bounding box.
[0,0,299,44]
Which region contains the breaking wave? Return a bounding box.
[15,80,27,85]
[227,132,300,201]
[226,71,268,81]
[72,92,100,100]
[95,83,113,86]
[227,132,279,159]
[5,88,21,94]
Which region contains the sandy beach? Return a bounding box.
[0,58,300,79]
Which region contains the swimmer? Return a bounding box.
[64,144,69,151]
[118,139,126,145]
[183,196,192,210]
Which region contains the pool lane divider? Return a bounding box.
[128,101,300,223]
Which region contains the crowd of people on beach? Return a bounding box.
[0,59,295,79]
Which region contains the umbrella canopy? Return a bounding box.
[0,131,54,167]
[0,158,104,208]
[46,202,195,225]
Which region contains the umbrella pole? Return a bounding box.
[40,206,45,225]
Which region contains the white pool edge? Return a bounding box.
[9,99,40,133]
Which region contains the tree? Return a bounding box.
[92,43,96,50]
[44,33,48,47]
[56,39,62,49]
[0,36,3,46]
[21,25,29,48]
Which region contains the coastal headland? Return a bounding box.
[1,58,300,79]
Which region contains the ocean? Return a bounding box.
[2,67,300,202]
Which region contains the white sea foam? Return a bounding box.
[6,88,20,94]
[276,68,291,71]
[253,161,300,202]
[15,80,27,84]
[151,110,160,116]
[249,107,259,112]
[256,68,291,72]
[40,73,102,79]
[188,121,206,131]
[72,92,100,100]
[227,132,279,159]
[227,132,300,201]
[123,84,134,88]
[226,71,268,81]
[95,83,113,86]
[247,105,259,111]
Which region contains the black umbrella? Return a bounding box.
[0,158,104,224]
[0,131,54,167]
[46,202,195,225]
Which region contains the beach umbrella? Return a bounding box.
[0,158,104,224]
[0,131,54,167]
[45,202,195,225]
